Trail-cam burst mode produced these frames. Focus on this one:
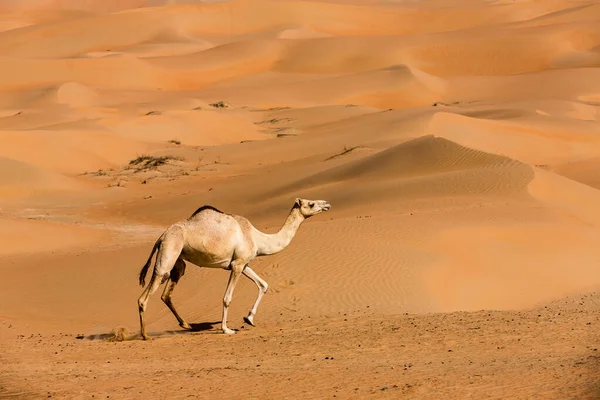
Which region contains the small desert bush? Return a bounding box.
[209,101,228,108]
[82,169,109,176]
[128,155,184,171]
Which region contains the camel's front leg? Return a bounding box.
[242,266,269,327]
[221,262,245,335]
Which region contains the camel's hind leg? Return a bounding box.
[137,272,163,340]
[137,229,184,340]
[161,258,191,330]
[242,266,269,327]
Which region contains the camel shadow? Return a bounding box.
[188,321,220,332]
[163,321,221,335]
[150,321,223,338]
[81,321,221,342]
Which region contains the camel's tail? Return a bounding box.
[139,239,161,287]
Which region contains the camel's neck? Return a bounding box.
[253,207,305,256]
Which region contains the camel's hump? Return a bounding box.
[190,205,224,217]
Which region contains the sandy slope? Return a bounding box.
[1,0,600,398]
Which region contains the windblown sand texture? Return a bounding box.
[1,0,600,398]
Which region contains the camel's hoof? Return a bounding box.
[243,316,255,327]
[142,334,152,341]
[180,322,191,330]
[223,328,237,335]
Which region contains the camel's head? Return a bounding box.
[294,198,331,218]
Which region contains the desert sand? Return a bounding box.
[0,0,599,398]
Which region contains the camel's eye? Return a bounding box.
[309,202,315,208]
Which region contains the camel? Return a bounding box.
[137,197,331,340]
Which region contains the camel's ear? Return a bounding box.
[294,198,302,207]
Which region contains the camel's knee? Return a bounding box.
[223,297,231,308]
[138,298,146,312]
[261,282,269,294]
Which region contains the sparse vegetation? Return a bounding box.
[253,118,293,125]
[432,101,465,107]
[145,110,161,116]
[168,139,181,145]
[260,106,291,111]
[325,145,362,161]
[192,155,231,171]
[195,156,204,171]
[128,155,184,171]
[107,180,126,188]
[82,169,109,176]
[209,101,228,108]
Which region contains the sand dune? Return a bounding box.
[429,110,600,166]
[107,107,268,146]
[447,67,600,104]
[0,129,154,174]
[55,82,99,106]
[196,64,443,108]
[0,0,148,13]
[508,2,600,27]
[554,157,600,189]
[0,216,110,255]
[1,0,600,398]
[0,156,82,199]
[267,136,533,206]
[529,166,600,226]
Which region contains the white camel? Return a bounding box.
[137,197,331,340]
